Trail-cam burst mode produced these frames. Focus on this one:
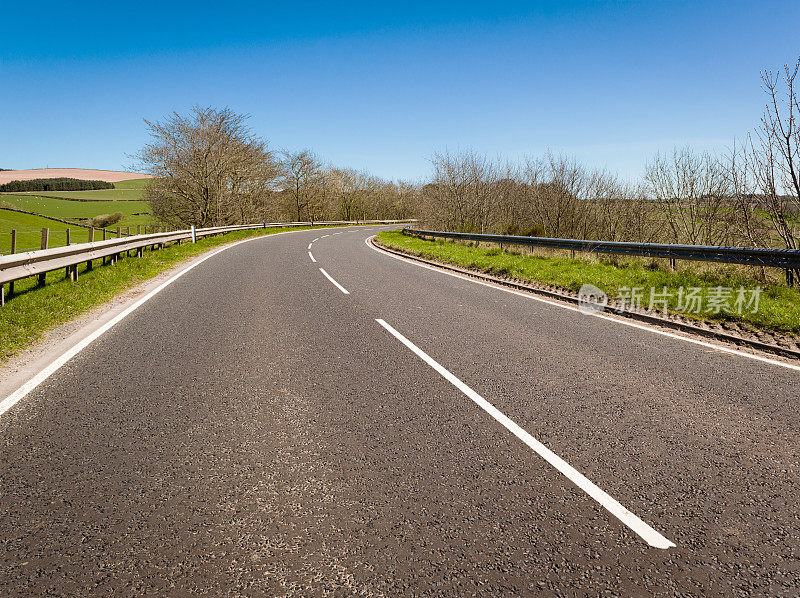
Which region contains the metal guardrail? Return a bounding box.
[404,228,800,281]
[0,220,413,304]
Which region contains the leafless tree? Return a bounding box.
[743,58,800,251]
[281,149,323,222]
[136,106,280,226]
[425,150,500,232]
[644,147,729,245]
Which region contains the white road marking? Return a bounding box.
[309,251,316,263]
[321,234,330,238]
[375,318,675,549]
[308,243,313,250]
[0,230,315,418]
[367,236,800,373]
[319,268,349,294]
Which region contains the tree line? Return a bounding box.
[136,107,416,227]
[136,56,800,253]
[0,178,115,192]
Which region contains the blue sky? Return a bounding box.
[1,1,798,182]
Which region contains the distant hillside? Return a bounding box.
[0,169,152,185]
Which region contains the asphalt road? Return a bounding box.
[1,225,799,596]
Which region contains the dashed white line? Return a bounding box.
[308,251,316,263]
[366,236,800,373]
[319,268,349,294]
[375,318,675,549]
[307,242,313,250]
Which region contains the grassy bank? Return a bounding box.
[376,230,800,334]
[0,225,336,364]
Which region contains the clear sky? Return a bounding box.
[1,1,798,183]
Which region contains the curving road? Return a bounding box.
[1,225,799,595]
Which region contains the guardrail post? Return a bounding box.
[669,257,676,271]
[86,228,94,271]
[38,228,49,286]
[191,225,197,243]
[64,229,72,278]
[788,269,795,287]
[137,225,141,235]
[116,227,121,238]
[8,230,16,296]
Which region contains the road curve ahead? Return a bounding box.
[1,225,799,595]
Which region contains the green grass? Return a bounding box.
[3,188,145,201]
[0,224,344,364]
[0,194,153,251]
[114,178,151,190]
[1,195,150,218]
[0,207,151,255]
[377,230,800,334]
[0,209,86,253]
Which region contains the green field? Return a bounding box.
[4,188,145,201]
[0,209,90,253]
[114,177,151,189]
[1,195,150,218]
[0,177,154,249]
[376,230,800,334]
[1,208,152,255]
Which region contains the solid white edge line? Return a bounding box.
[319,268,350,294]
[0,229,326,418]
[366,236,800,374]
[375,318,675,549]
[309,251,316,263]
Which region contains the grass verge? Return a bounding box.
[376,230,800,335]
[0,225,339,364]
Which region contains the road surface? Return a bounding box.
[1,225,798,595]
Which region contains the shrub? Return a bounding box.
[87,212,124,228]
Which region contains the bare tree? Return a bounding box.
[281,149,322,222]
[136,106,279,226]
[744,58,800,251]
[425,150,499,232]
[644,147,729,245]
